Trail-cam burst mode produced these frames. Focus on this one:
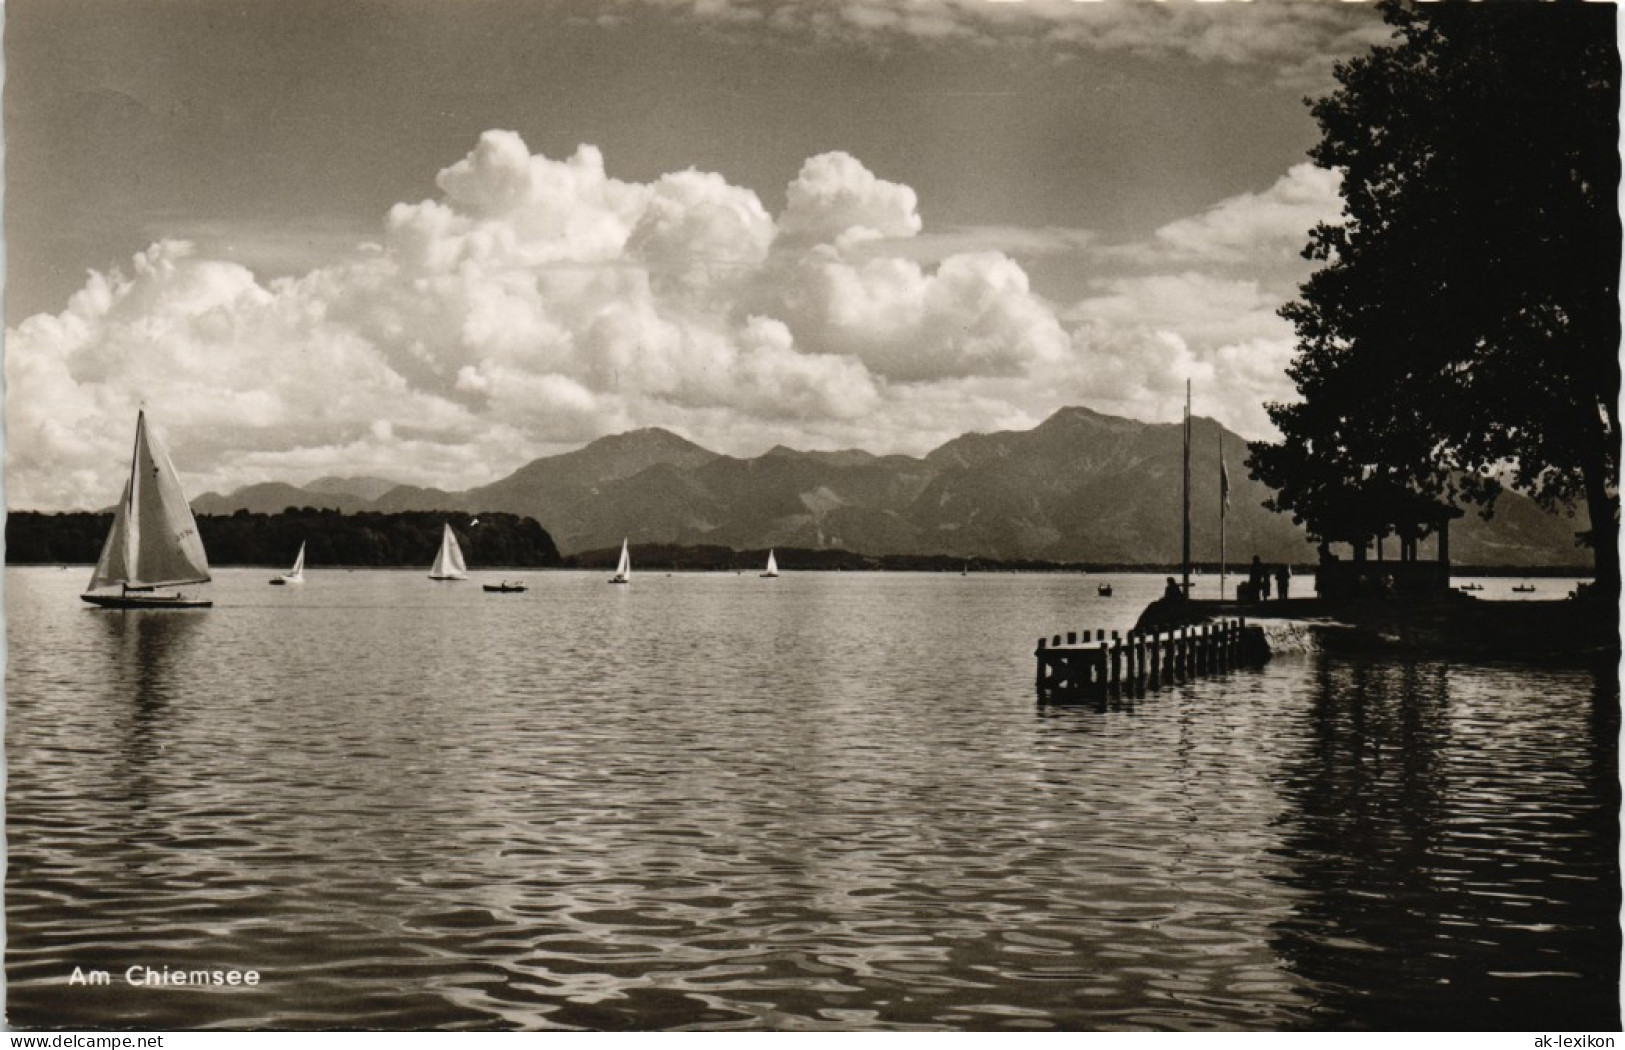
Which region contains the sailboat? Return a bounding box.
[80,411,213,609]
[428,523,468,580]
[609,539,631,584]
[760,550,779,578]
[270,542,306,585]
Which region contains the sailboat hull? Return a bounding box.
[81,592,211,609]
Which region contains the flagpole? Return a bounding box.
[1182,379,1191,598]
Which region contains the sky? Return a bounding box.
[3,0,1392,511]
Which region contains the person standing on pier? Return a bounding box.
[1275,564,1291,601]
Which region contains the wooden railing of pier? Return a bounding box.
[1034,618,1261,703]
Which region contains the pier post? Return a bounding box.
[1037,614,1265,703]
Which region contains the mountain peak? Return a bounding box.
[596,426,700,446]
[1035,405,1143,435]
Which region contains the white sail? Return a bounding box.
[611,539,631,582]
[429,523,468,579]
[277,541,306,583]
[88,411,211,592]
[763,550,779,577]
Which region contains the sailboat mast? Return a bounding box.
[1182,379,1191,597]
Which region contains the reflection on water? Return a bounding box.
[1270,660,1620,1030]
[5,568,1617,1030]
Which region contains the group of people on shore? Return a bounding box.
[1159,556,1294,603]
[1245,555,1291,601]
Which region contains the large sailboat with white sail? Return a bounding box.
[760,550,779,578]
[428,523,468,580]
[80,411,213,609]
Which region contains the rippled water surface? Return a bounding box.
[6,567,1618,1030]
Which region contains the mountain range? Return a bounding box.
[190,407,1591,566]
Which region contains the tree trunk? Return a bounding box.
[1582,452,1619,601]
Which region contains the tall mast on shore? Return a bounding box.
[1220,429,1229,602]
[1182,379,1191,597]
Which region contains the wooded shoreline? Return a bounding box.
[6,510,1595,578]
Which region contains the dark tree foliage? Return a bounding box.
[1248,0,1620,588]
[5,509,562,568]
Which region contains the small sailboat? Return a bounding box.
[270,542,306,585]
[1097,584,1114,597]
[428,523,468,580]
[609,539,631,584]
[760,550,779,578]
[80,411,212,609]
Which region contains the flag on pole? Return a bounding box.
[1220,456,1231,512]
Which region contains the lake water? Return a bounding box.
[5,567,1618,1031]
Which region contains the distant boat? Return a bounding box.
[483,580,526,593]
[80,411,212,609]
[761,550,779,578]
[1513,583,1536,593]
[270,542,306,585]
[609,539,631,584]
[428,524,468,580]
[1097,584,1114,597]
[1457,582,1484,592]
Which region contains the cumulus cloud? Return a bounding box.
[779,151,921,248]
[1045,165,1345,435]
[6,130,1336,510]
[1055,273,1299,437]
[1137,162,1344,267]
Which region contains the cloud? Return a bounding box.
[779,151,922,248]
[6,131,1334,510]
[1054,272,1300,437]
[1136,162,1344,267]
[640,0,1388,87]
[850,224,1098,265]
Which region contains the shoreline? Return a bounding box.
[1137,593,1620,667]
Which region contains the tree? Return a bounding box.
[1250,0,1620,591]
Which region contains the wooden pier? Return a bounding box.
[1034,618,1263,703]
